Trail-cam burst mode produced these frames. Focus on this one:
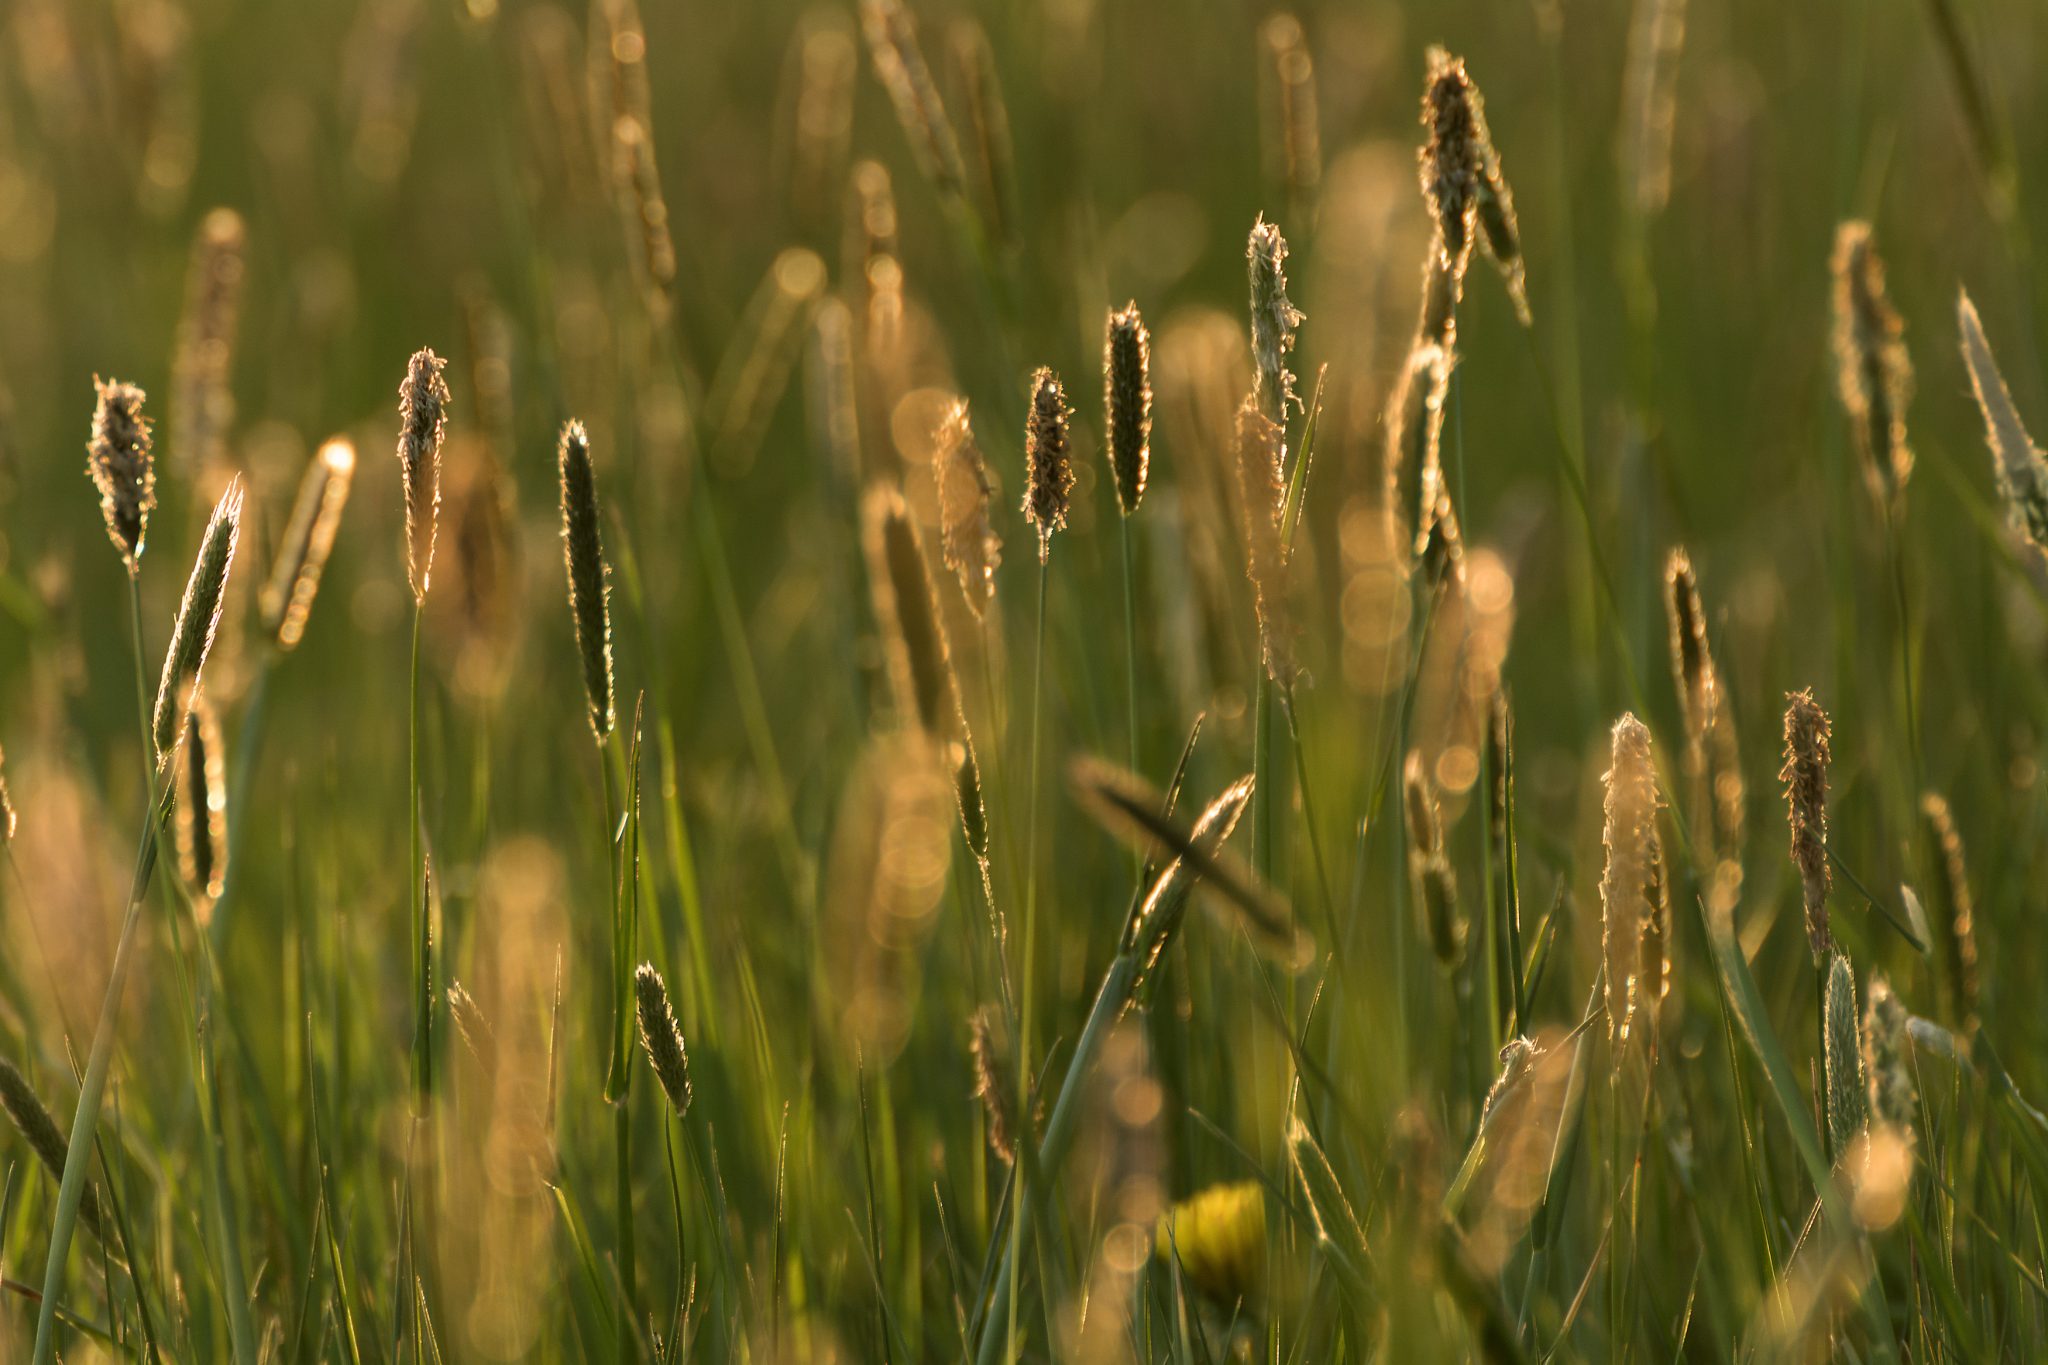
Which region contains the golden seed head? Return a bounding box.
[932,399,1001,617]
[1022,367,1073,562]
[173,693,228,916]
[1918,792,1979,1030]
[0,1058,104,1242]
[260,437,356,652]
[1601,713,1662,1054]
[968,1006,1020,1164]
[1663,547,1717,751]
[1246,216,1305,418]
[1235,394,1295,685]
[858,0,968,199]
[397,347,449,604]
[170,207,247,479]
[1105,302,1153,517]
[1831,222,1914,509]
[87,378,156,573]
[1780,688,1833,961]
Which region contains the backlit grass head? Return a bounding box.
[1831,222,1914,510]
[396,347,448,605]
[153,479,244,762]
[557,419,615,740]
[260,437,355,652]
[1022,366,1073,563]
[1780,688,1833,961]
[1246,215,1304,418]
[86,378,156,574]
[1104,302,1152,518]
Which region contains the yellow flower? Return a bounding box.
[1157,1181,1266,1302]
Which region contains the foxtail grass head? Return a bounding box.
[1831,222,1914,510]
[1601,713,1665,1055]
[1780,688,1832,961]
[397,347,448,604]
[862,484,960,741]
[87,378,156,574]
[1862,972,1915,1150]
[859,0,969,202]
[260,437,356,652]
[1403,751,1464,968]
[1235,394,1296,685]
[153,479,244,763]
[932,399,1000,617]
[1246,216,1304,418]
[173,693,227,918]
[633,963,692,1120]
[1663,549,1716,748]
[1105,302,1152,517]
[1419,47,1527,324]
[1022,367,1073,563]
[1824,952,1869,1159]
[557,420,615,740]
[0,1058,104,1243]
[1957,289,2048,554]
[968,1005,1021,1164]
[170,207,246,480]
[1918,793,1979,1031]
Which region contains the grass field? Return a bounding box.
[2,0,2048,1358]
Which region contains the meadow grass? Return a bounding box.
[1,0,2047,1360]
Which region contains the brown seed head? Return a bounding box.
[1022,367,1073,562]
[1663,547,1718,754]
[0,1058,104,1242]
[633,963,692,1119]
[1861,973,1916,1146]
[397,348,448,604]
[173,693,227,915]
[1105,302,1153,517]
[932,399,1000,617]
[858,0,969,199]
[557,420,615,739]
[1404,751,1465,967]
[968,1005,1020,1164]
[87,378,156,573]
[1780,688,1833,960]
[862,484,960,741]
[1420,47,1526,322]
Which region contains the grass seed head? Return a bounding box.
[1831,222,1914,510]
[260,437,356,652]
[859,0,969,200]
[1235,395,1296,684]
[557,420,615,739]
[1404,751,1465,968]
[1919,792,1980,1031]
[1105,302,1153,517]
[87,378,156,574]
[863,484,961,741]
[1260,15,1323,220]
[397,347,448,604]
[153,479,244,761]
[1957,289,2048,553]
[0,1058,104,1243]
[1601,713,1661,1054]
[1861,972,1916,1148]
[633,963,692,1120]
[173,692,227,916]
[1780,688,1833,961]
[968,1005,1020,1164]
[1246,215,1305,418]
[1663,548,1717,754]
[1824,952,1870,1159]
[932,399,1000,617]
[1022,367,1073,563]
[170,207,246,480]
[1420,47,1526,323]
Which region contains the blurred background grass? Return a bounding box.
[2,0,2048,1358]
